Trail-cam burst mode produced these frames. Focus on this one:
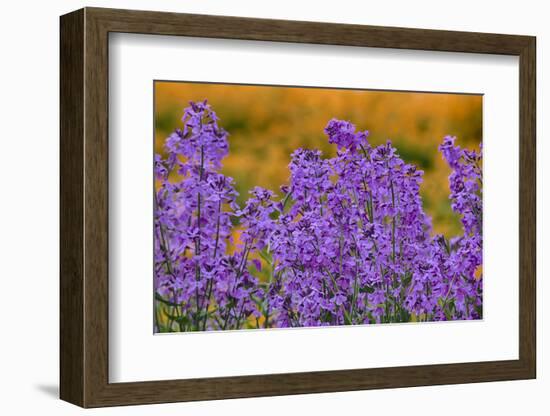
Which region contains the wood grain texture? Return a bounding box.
[59,8,84,407]
[518,37,536,376]
[59,7,537,408]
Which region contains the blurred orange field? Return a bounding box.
[155,81,482,237]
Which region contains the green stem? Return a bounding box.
[440,274,458,315]
[222,305,234,330]
[194,145,205,330]
[201,198,223,330]
[154,300,161,332]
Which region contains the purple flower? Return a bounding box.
[154,104,483,331]
[324,118,369,151]
[154,101,262,332]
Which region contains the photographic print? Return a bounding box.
[153,82,483,333]
[60,9,535,406]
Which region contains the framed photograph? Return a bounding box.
[60,7,536,408]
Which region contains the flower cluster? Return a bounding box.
[154,101,483,332]
[154,100,263,331]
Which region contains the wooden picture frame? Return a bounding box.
[60,7,536,408]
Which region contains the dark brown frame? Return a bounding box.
[60,7,536,408]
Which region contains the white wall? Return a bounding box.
[0,0,546,414]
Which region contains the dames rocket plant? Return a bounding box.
[154,101,483,332]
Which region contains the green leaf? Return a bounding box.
[258,249,273,264]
